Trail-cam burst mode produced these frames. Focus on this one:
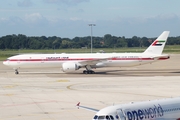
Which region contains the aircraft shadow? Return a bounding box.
[19,69,180,77]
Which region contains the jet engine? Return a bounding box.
[62,62,80,73]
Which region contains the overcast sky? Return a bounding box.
[0,0,180,38]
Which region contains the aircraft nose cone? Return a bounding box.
[3,61,8,65]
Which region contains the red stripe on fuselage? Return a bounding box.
[7,57,169,62]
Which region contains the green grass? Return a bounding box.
[0,45,180,61]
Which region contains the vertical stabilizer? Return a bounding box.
[143,31,170,55]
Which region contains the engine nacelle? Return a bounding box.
[62,62,79,73]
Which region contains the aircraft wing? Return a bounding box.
[76,102,99,113]
[79,58,110,66]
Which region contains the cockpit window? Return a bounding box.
[98,116,105,119]
[94,115,98,119]
[106,116,110,120]
[110,115,114,120]
[93,115,114,120]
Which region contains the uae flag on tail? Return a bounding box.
[152,40,165,46]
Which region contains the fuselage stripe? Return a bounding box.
[5,57,169,62]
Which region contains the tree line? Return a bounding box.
[0,34,180,49]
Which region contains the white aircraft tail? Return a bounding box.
[143,31,170,55]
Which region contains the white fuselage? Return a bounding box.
[3,53,169,69]
[2,31,170,74]
[93,97,180,120]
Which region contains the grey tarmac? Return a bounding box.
[0,54,179,120]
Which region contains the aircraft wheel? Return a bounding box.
[88,70,95,74]
[83,70,95,74]
[83,70,88,74]
[15,71,19,75]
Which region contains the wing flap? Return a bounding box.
[79,58,110,66]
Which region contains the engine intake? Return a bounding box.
[62,62,79,73]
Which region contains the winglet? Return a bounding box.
[76,102,80,109]
[143,31,170,55]
[77,102,80,106]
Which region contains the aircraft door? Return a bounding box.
[139,56,142,62]
[116,109,126,120]
[17,58,20,64]
[41,57,44,63]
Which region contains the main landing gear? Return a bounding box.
[83,70,95,74]
[83,65,95,74]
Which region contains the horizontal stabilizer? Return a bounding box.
[151,54,170,60]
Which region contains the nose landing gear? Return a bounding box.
[15,69,19,74]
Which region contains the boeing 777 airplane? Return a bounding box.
[3,31,170,74]
[77,96,180,120]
